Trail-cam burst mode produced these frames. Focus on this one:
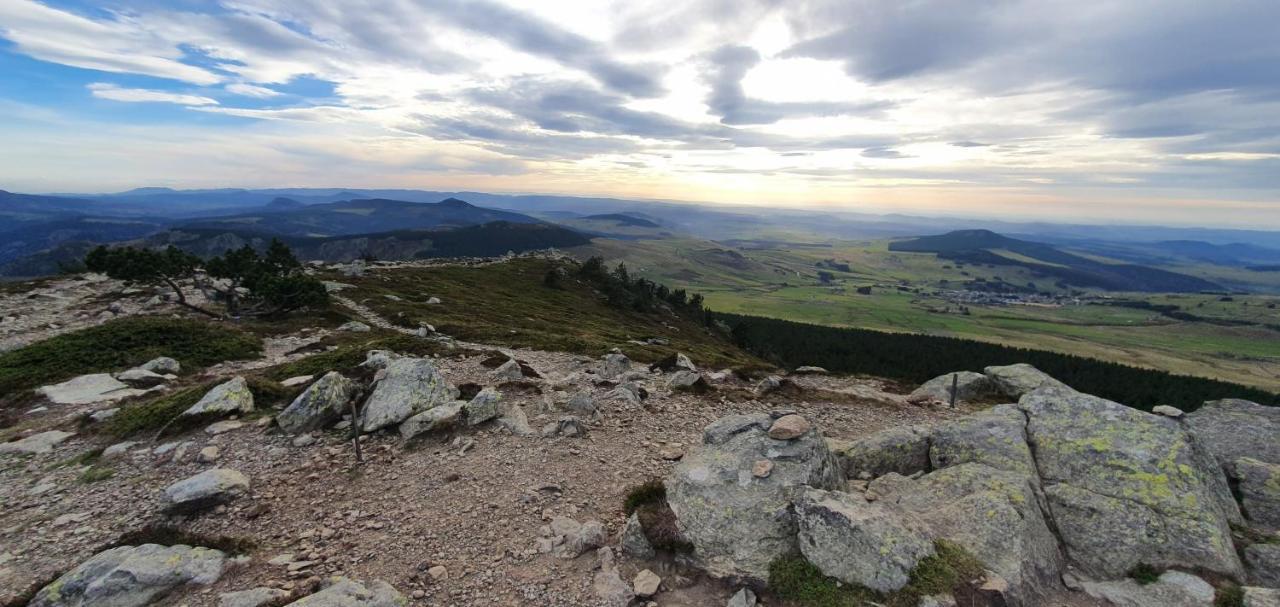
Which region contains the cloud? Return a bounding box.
[88,83,218,106]
[225,83,282,98]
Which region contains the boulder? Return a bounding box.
[398,401,463,439]
[650,352,697,373]
[667,370,709,392]
[220,587,290,607]
[0,430,75,455]
[929,404,1036,476]
[496,401,534,437]
[28,544,226,607]
[1237,457,1280,530]
[633,569,661,597]
[281,577,405,606]
[983,364,1068,399]
[604,382,644,406]
[164,468,250,511]
[360,350,397,370]
[1021,386,1243,579]
[794,487,935,593]
[768,414,812,440]
[727,588,758,607]
[1187,398,1280,478]
[619,512,655,560]
[140,356,181,374]
[361,358,458,432]
[564,392,597,416]
[878,463,1064,606]
[182,377,254,417]
[38,373,147,405]
[541,416,587,438]
[664,413,843,582]
[599,352,632,380]
[908,371,998,404]
[463,388,502,425]
[755,375,783,395]
[277,372,358,434]
[832,425,931,479]
[337,321,371,332]
[116,368,168,388]
[491,359,523,382]
[592,548,635,607]
[1246,543,1280,588]
[1081,570,1216,607]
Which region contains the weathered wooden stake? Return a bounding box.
[349,398,364,464]
[949,373,959,409]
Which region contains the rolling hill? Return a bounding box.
[179,197,541,237]
[888,229,1222,292]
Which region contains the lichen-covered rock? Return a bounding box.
[361,358,458,432]
[929,404,1035,476]
[182,377,254,417]
[164,468,250,510]
[1081,570,1216,607]
[0,430,75,455]
[491,359,523,382]
[664,413,843,582]
[1246,543,1280,588]
[1237,457,1280,530]
[908,371,998,404]
[29,544,226,607]
[463,388,502,425]
[1021,386,1243,579]
[619,512,655,560]
[983,364,1068,399]
[878,463,1064,606]
[38,373,147,405]
[1187,398,1280,478]
[337,321,371,332]
[1245,586,1280,607]
[140,356,181,374]
[398,401,463,439]
[794,487,935,592]
[833,425,931,479]
[277,372,357,434]
[667,370,709,392]
[282,576,406,606]
[598,352,632,380]
[564,392,597,416]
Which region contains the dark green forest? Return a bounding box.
[714,312,1278,411]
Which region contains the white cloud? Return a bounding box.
[88,83,219,106]
[225,83,282,98]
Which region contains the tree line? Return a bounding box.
[569,257,705,319]
[712,312,1277,411]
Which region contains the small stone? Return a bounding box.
[633,569,661,597]
[427,565,448,581]
[102,441,138,459]
[198,446,221,463]
[281,375,315,388]
[659,447,684,461]
[205,420,245,435]
[1153,405,1185,418]
[292,434,317,448]
[752,459,774,478]
[767,414,812,440]
[727,588,757,607]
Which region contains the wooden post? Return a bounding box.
[949,373,959,409]
[349,398,364,465]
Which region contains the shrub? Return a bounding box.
[0,317,261,397]
[623,479,666,515]
[1215,583,1244,607]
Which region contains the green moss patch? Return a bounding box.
[769,540,986,607]
[99,383,215,438]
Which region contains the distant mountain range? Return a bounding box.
[889,229,1222,292]
[181,197,541,237]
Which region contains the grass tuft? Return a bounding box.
[1128,563,1161,585]
[99,383,213,438]
[623,479,666,515]
[769,540,986,607]
[78,465,115,483]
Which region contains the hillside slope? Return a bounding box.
[181,197,543,237]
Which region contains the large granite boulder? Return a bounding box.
[283,576,405,606]
[1246,543,1280,588]
[164,468,250,511]
[1187,398,1280,478]
[277,372,358,434]
[928,404,1036,476]
[1080,570,1217,607]
[1237,458,1280,530]
[360,358,458,432]
[29,544,226,607]
[463,388,502,425]
[983,364,1068,399]
[878,463,1064,606]
[832,425,930,479]
[182,377,254,417]
[38,374,148,405]
[908,371,998,404]
[665,413,842,582]
[1021,386,1244,579]
[794,487,934,593]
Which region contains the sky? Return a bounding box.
[0,0,1278,228]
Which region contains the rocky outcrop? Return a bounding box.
[164,468,250,511]
[38,373,149,405]
[832,425,930,479]
[182,377,254,417]
[398,402,463,439]
[908,371,998,404]
[794,487,934,592]
[665,413,842,582]
[361,358,458,432]
[1246,543,1280,588]
[983,363,1068,399]
[463,388,502,425]
[277,372,358,434]
[928,404,1035,476]
[1236,457,1280,530]
[283,576,405,606]
[29,544,226,607]
[1021,386,1243,580]
[1187,398,1280,478]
